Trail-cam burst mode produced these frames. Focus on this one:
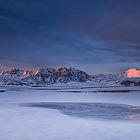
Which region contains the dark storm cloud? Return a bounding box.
[0,0,140,73]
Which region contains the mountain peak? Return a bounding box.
[126,68,140,78]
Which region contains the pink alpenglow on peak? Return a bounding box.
[126,69,140,78]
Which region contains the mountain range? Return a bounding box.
[0,67,140,87]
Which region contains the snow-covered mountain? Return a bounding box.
[125,68,140,78]
[91,73,124,86]
[0,67,140,87]
[0,67,91,86]
[91,69,140,86]
[120,69,140,86]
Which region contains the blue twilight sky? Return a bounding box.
[0,0,140,74]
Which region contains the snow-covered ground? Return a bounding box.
[0,85,140,140]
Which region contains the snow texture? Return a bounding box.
[0,85,140,140]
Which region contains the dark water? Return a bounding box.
[20,102,140,121]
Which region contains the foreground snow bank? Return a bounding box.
[0,87,140,140]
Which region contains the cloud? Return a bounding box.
[0,0,140,73]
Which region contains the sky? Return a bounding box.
[0,0,140,74]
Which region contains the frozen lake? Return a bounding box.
[0,85,140,140]
[21,102,140,121]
